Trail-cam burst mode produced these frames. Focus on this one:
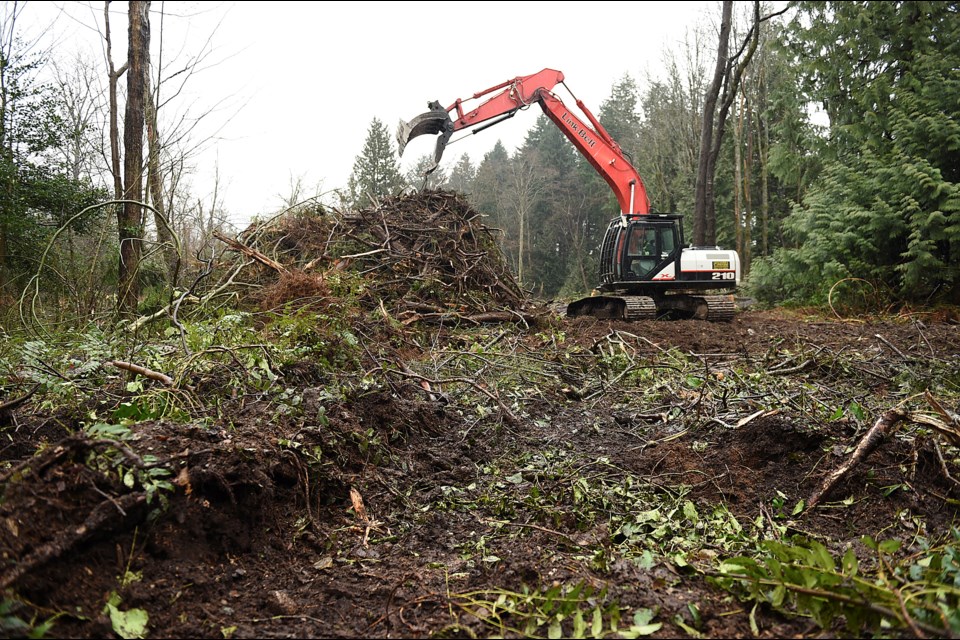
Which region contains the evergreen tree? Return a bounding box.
[0,37,105,298]
[470,141,513,264]
[445,153,476,195]
[346,117,406,208]
[598,74,643,163]
[590,74,644,220]
[568,76,647,293]
[404,153,447,191]
[517,115,580,295]
[754,21,820,256]
[752,1,960,305]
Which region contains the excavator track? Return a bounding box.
[564,294,656,320]
[623,296,657,320]
[700,294,736,322]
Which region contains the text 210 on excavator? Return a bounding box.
[397,68,740,321]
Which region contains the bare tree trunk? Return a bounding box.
[759,72,770,257]
[743,88,754,273]
[0,5,18,297]
[118,0,150,316]
[733,89,744,257]
[144,70,178,285]
[104,1,126,200]
[508,158,543,287]
[693,0,732,246]
[694,1,771,247]
[517,199,527,284]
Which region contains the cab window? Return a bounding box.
[659,227,676,254]
[627,227,657,256]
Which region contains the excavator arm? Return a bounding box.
[397,68,650,216]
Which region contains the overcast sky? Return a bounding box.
[24,1,723,225]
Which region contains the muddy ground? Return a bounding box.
[1,306,958,639]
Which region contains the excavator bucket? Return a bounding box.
[397,101,454,175]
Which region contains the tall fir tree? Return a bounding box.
[445,153,476,195]
[517,115,581,295]
[346,117,406,208]
[598,74,643,163]
[471,142,514,267]
[404,153,447,191]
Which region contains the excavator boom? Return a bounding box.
[397,68,649,216]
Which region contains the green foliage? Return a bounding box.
[0,37,107,295]
[102,592,148,640]
[714,531,960,636]
[444,153,476,194]
[765,21,825,207]
[450,581,661,638]
[84,422,175,507]
[405,152,447,191]
[598,74,642,163]
[265,305,362,374]
[0,295,365,428]
[0,598,61,638]
[469,141,513,262]
[7,330,121,413]
[518,115,581,295]
[758,1,960,305]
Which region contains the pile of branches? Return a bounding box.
[230,191,529,324]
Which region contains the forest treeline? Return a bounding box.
[0,1,957,329]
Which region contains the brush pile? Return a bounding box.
[231,191,529,324]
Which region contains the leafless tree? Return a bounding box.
[118,0,149,315]
[692,0,787,246]
[51,54,105,183]
[505,153,545,285]
[104,0,126,201]
[641,35,708,216]
[145,67,178,282]
[144,1,239,288]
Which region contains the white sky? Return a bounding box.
[23,1,721,226]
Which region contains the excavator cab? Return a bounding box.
[571,213,737,321]
[396,101,454,174]
[596,216,683,287]
[623,222,678,280]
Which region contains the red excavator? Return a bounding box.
[397,68,739,321]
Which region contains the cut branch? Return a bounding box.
[214,230,288,273]
[0,384,40,415]
[807,408,907,510]
[389,367,520,425]
[107,360,174,387]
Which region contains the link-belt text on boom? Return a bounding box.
[560,112,597,148]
